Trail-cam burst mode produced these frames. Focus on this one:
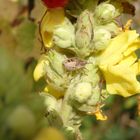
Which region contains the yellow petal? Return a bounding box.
[124,40,140,56]
[95,110,107,121]
[98,30,139,66]
[98,30,140,97]
[100,54,140,97]
[44,85,64,99]
[119,52,137,66]
[33,55,49,81]
[41,8,65,48]
[131,59,140,75]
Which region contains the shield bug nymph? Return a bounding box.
[63,57,87,71]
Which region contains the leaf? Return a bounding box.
[15,19,37,56]
[0,47,32,105]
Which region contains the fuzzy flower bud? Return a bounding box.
[43,93,58,112]
[93,28,111,52]
[71,82,92,103]
[76,10,93,48]
[75,10,94,57]
[53,18,75,48]
[96,22,119,37]
[94,3,120,24]
[87,86,101,106]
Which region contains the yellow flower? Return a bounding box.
[97,30,140,97]
[40,8,65,48]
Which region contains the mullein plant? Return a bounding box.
[34,0,140,139]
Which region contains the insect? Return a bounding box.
[63,57,87,71]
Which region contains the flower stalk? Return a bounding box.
[34,0,140,139]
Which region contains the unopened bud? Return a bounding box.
[53,18,75,48]
[71,82,92,103]
[93,28,111,52]
[75,10,94,57]
[94,3,120,24]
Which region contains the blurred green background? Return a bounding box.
[0,0,140,140]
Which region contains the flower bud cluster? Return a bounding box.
[52,2,120,56]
